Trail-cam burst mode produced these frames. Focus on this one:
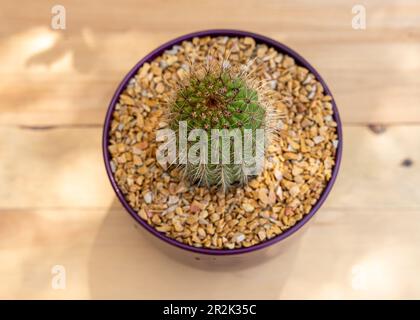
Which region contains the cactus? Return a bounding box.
[166,57,281,191]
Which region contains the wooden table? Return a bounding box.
[1,0,419,299]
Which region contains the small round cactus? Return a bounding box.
[166,57,281,191]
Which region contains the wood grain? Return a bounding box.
[1,206,419,299]
[0,126,418,209]
[0,0,420,125]
[0,0,419,299]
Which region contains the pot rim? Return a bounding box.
[102,29,343,256]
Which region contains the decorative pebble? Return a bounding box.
[242,203,255,213]
[143,192,153,204]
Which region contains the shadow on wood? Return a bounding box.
[87,198,303,299]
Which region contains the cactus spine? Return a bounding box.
[167,57,280,191]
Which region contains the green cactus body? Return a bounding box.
[168,60,276,191]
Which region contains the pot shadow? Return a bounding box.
[87,198,302,299]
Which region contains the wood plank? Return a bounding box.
[0,126,115,209]
[0,206,418,299]
[1,0,420,36]
[0,125,418,209]
[0,0,420,125]
[1,64,419,126]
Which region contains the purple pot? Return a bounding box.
[102,29,343,258]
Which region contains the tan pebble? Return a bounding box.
[284,152,298,160]
[151,215,161,225]
[300,184,309,194]
[139,141,149,149]
[292,166,303,176]
[297,66,309,81]
[133,155,143,166]
[155,83,165,94]
[186,214,198,225]
[274,169,283,181]
[136,176,144,186]
[169,183,177,194]
[225,242,235,249]
[190,200,204,213]
[210,213,220,222]
[137,166,148,175]
[300,137,309,153]
[243,37,256,47]
[120,94,135,106]
[108,144,118,155]
[145,158,155,166]
[166,55,178,65]
[191,234,201,243]
[138,63,150,77]
[285,207,293,216]
[282,179,295,190]
[156,225,171,232]
[136,114,144,127]
[206,224,215,235]
[249,180,259,189]
[138,209,148,221]
[268,188,276,205]
[258,188,269,205]
[242,203,255,213]
[288,139,300,151]
[249,220,259,230]
[274,225,283,234]
[151,64,162,76]
[197,227,206,239]
[282,56,295,68]
[133,142,148,153]
[199,210,209,219]
[174,222,184,232]
[238,218,247,227]
[117,154,127,164]
[257,46,267,58]
[176,183,187,193]
[258,230,267,241]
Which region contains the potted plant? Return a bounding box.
[103,29,342,255]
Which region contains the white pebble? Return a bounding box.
[276,186,283,199]
[162,205,177,216]
[269,80,277,90]
[274,169,283,181]
[313,135,325,144]
[242,203,255,213]
[144,192,153,204]
[168,195,179,205]
[233,233,245,243]
[290,185,300,197]
[109,161,116,173]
